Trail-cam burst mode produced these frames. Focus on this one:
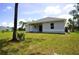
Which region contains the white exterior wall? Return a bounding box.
[25,24,30,32]
[42,21,65,33]
[26,21,65,33]
[26,24,39,32]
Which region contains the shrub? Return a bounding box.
[17,32,25,41]
[1,30,5,33]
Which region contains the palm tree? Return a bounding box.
[12,3,18,41]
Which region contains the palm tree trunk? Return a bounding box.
[12,3,18,41]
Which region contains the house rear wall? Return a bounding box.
[42,21,65,33]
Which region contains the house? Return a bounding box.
[25,17,66,33]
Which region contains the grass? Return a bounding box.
[0,31,79,55]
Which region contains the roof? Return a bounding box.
[27,17,66,24]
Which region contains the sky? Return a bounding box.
[0,3,76,27]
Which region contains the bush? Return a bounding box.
[1,30,5,33]
[17,32,25,41]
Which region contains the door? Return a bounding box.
[39,25,42,32]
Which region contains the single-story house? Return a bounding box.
[25,17,66,33]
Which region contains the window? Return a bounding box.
[50,23,54,29]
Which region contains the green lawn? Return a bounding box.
[0,31,79,55]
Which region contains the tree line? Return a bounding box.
[68,3,79,32]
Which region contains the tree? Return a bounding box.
[12,3,18,41]
[68,18,74,32]
[69,10,77,32]
[69,3,79,30]
[69,10,77,17]
[74,3,79,28]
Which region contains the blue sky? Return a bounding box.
[0,3,75,27]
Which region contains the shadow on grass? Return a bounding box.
[0,39,10,54]
[0,38,46,55]
[0,39,9,48]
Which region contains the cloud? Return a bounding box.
[20,4,75,20]
[58,14,73,19]
[6,6,12,10]
[26,18,32,21]
[1,22,7,27]
[1,19,26,28]
[23,10,42,15]
[1,19,27,27]
[25,18,37,22]
[8,22,14,27]
[57,4,75,20]
[1,22,13,27]
[44,6,61,16]
[18,18,37,22]
[43,15,48,18]
[63,4,75,14]
[44,4,75,16]
[18,19,26,22]
[3,6,12,11]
